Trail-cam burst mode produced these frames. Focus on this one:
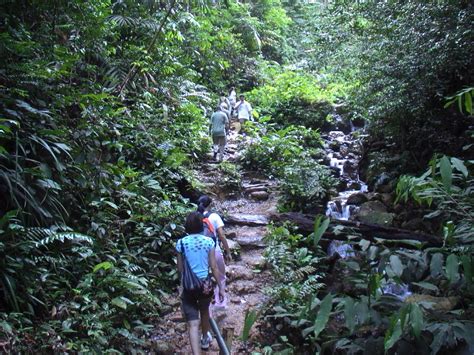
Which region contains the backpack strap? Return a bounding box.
[179,239,186,256]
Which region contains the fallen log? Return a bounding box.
[270,212,442,248]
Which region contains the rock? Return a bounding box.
[329,140,341,151]
[231,296,241,304]
[359,200,387,212]
[343,159,359,178]
[347,181,362,190]
[329,166,341,178]
[346,192,368,205]
[404,294,459,312]
[169,312,184,322]
[227,265,254,281]
[231,281,255,295]
[153,341,174,353]
[402,218,426,231]
[246,256,266,269]
[227,239,241,253]
[161,295,181,308]
[175,322,187,333]
[355,201,395,226]
[225,214,268,226]
[235,234,266,249]
[340,144,349,157]
[226,232,237,239]
[250,191,269,201]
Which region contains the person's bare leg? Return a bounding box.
[218,139,224,161]
[201,305,211,336]
[188,320,201,354]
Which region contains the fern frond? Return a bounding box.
[33,230,93,249]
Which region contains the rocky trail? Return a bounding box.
[151,124,278,354]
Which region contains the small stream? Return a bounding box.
[322,130,411,300]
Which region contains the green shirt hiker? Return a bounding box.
[210,110,229,137]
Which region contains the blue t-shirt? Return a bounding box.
[176,234,214,279]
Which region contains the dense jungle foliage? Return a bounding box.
[0,0,473,353]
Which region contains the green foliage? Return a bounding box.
[247,67,346,129]
[262,220,474,353]
[445,87,474,116]
[241,308,259,342]
[241,125,333,212]
[396,155,474,243]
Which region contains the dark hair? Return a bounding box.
[239,94,244,99]
[185,212,204,234]
[197,195,212,214]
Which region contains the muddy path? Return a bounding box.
[151,124,277,354]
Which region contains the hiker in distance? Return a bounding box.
[228,86,237,116]
[197,195,231,309]
[209,104,229,162]
[234,94,252,134]
[176,212,225,354]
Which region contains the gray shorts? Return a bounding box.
[181,291,212,321]
[212,135,226,146]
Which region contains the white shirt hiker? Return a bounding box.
[236,101,252,120]
[207,212,224,251]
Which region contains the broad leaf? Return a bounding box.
[430,253,444,278]
[410,304,423,338]
[439,155,452,192]
[446,254,459,284]
[384,318,402,351]
[389,255,404,277]
[461,255,473,286]
[313,293,333,339]
[412,281,439,292]
[313,215,330,247]
[343,297,356,334]
[451,157,468,177]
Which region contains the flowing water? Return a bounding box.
[324,130,367,256]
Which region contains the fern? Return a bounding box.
[32,230,93,249]
[299,275,325,299]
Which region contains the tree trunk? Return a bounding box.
[270,212,442,248]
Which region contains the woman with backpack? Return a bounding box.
[197,195,231,309]
[176,212,225,353]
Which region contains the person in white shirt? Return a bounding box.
[228,87,237,116]
[234,94,252,133]
[197,195,231,309]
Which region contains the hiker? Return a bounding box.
[176,212,225,354]
[197,195,231,309]
[220,102,231,121]
[209,105,229,162]
[219,93,231,112]
[228,86,237,115]
[234,94,252,133]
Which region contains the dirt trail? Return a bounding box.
[151,125,277,354]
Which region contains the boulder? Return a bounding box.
[329,166,341,178]
[329,140,341,151]
[404,294,459,312]
[225,214,268,226]
[343,159,359,177]
[355,201,395,226]
[347,181,362,190]
[402,218,426,231]
[227,264,254,281]
[340,144,350,157]
[346,192,368,205]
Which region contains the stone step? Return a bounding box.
[224,214,269,226]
